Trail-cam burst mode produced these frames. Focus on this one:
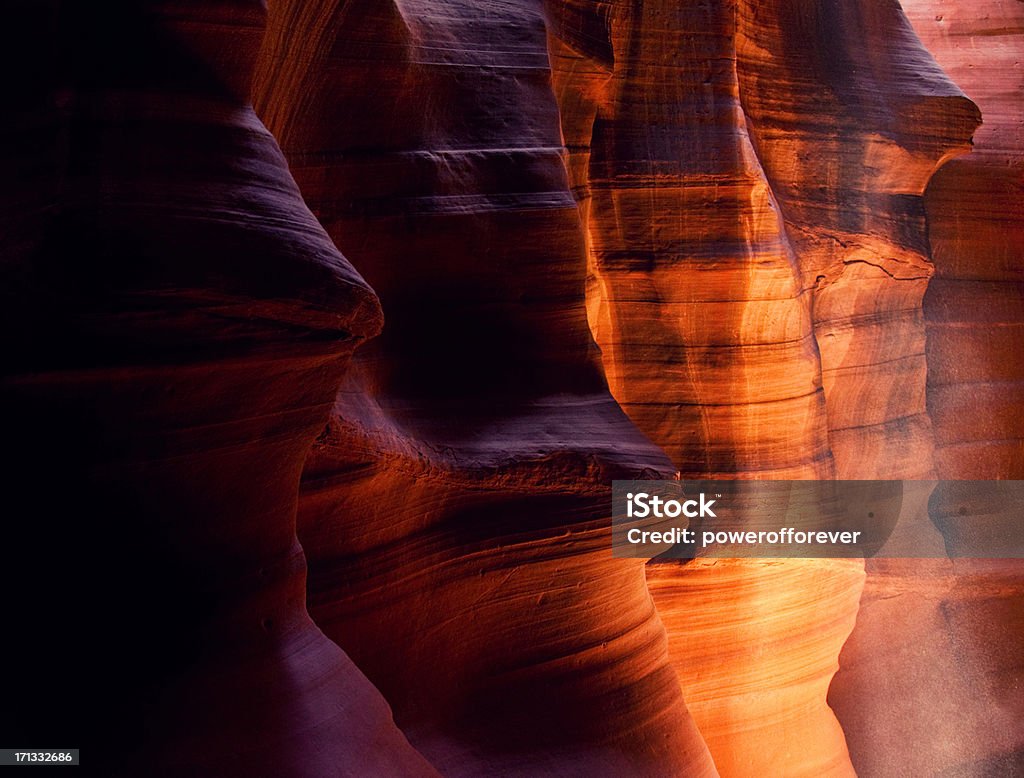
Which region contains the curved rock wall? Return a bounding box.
[828,4,1024,776]
[545,3,847,773]
[736,0,979,481]
[255,2,716,775]
[907,0,1024,478]
[546,2,978,776]
[4,2,1020,776]
[544,1,999,778]
[547,0,833,481]
[1,3,433,775]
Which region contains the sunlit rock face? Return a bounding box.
[548,0,978,485]
[735,0,979,482]
[545,3,846,773]
[1,2,436,776]
[648,560,865,777]
[5,2,1020,776]
[548,0,832,482]
[546,1,978,776]
[904,0,1024,480]
[827,4,1024,776]
[255,2,716,775]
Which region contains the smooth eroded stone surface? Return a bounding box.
[1,3,434,775]
[547,2,977,776]
[548,0,833,481]
[735,0,980,481]
[904,0,1024,479]
[832,481,1024,776]
[6,3,1019,776]
[648,560,864,777]
[255,2,717,775]
[829,557,1024,777]
[827,6,1024,775]
[547,2,984,777]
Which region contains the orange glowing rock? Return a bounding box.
[255,1,716,774]
[828,5,1024,774]
[548,2,980,777]
[648,559,864,777]
[5,2,1020,776]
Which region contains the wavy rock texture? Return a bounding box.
[255,2,716,775]
[647,560,865,777]
[548,0,832,481]
[547,1,978,776]
[907,0,1024,479]
[549,0,978,484]
[6,2,1021,777]
[546,3,849,773]
[1,3,433,775]
[828,5,1024,776]
[736,0,979,481]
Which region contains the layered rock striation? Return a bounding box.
[906,0,1024,479]
[546,2,979,776]
[828,5,1024,776]
[547,0,833,481]
[736,0,979,481]
[2,3,433,775]
[4,2,1021,776]
[255,2,715,775]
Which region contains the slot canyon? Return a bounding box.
[2,1,1021,776]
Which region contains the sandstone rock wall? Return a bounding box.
[546,2,980,776]
[907,0,1024,479]
[255,2,716,774]
[2,3,433,775]
[4,2,1021,776]
[828,4,1024,775]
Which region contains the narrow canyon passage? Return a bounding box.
[255,2,715,774]
[547,2,1007,776]
[3,1,1021,776]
